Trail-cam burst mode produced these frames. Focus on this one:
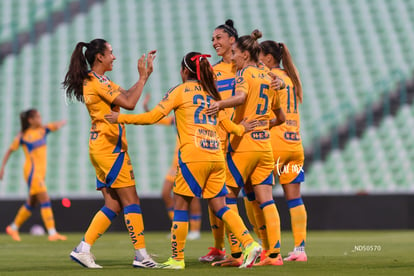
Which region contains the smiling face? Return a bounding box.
[97,43,116,71]
[212,28,235,57]
[231,43,248,70]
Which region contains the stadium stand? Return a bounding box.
[0,0,413,198]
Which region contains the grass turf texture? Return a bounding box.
[0,230,412,275]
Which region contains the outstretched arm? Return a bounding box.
[105,108,166,125]
[206,91,247,116]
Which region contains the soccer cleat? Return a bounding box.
[259,249,268,262]
[158,257,185,269]
[239,241,262,268]
[187,231,201,240]
[70,250,102,268]
[284,251,307,261]
[198,247,226,262]
[6,226,21,242]
[132,256,158,268]
[212,255,243,267]
[48,233,67,241]
[254,254,283,266]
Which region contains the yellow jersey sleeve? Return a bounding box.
[9,134,21,151]
[157,116,175,126]
[84,75,121,104]
[218,111,245,136]
[156,85,182,116]
[235,74,248,95]
[117,109,165,125]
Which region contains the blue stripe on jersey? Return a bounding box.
[174,210,189,222]
[96,177,106,189]
[27,159,34,188]
[217,78,235,92]
[105,152,125,186]
[178,151,202,197]
[261,172,274,185]
[290,170,305,183]
[113,124,123,153]
[226,152,244,187]
[22,137,46,152]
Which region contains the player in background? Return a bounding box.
[62,38,157,268]
[259,40,307,262]
[105,52,262,269]
[142,94,201,240]
[0,109,67,242]
[206,30,286,266]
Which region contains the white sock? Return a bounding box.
[135,248,149,261]
[48,228,57,236]
[76,241,91,253]
[10,223,18,231]
[294,246,305,252]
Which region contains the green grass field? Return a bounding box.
[0,230,413,275]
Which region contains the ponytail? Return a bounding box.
[279,43,303,103]
[62,38,108,102]
[182,52,221,101]
[260,41,303,103]
[235,29,263,63]
[20,109,37,133]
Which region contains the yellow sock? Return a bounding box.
[260,200,281,255]
[14,203,33,228]
[252,200,269,250]
[40,202,55,230]
[288,198,307,247]
[84,206,117,245]
[124,204,146,250]
[243,197,257,234]
[208,206,225,249]
[167,207,174,221]
[225,198,242,255]
[171,210,189,261]
[189,214,201,232]
[216,207,253,248]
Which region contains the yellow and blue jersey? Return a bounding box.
[229,65,280,153]
[154,80,224,163]
[213,60,237,151]
[269,68,303,152]
[83,72,127,154]
[9,123,59,190]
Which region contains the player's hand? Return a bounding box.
[240,118,259,133]
[143,94,151,112]
[138,50,157,80]
[268,72,285,90]
[206,101,221,116]
[104,111,120,123]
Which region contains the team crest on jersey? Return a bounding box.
[236,77,244,83]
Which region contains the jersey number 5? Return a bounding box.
[256,84,269,115]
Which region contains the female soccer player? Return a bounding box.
[0,109,66,242]
[206,30,286,266]
[142,94,202,240]
[62,38,157,268]
[105,52,262,269]
[259,40,307,262]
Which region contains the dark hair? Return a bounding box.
[215,19,238,39]
[235,29,262,63]
[260,41,303,103]
[181,52,221,101]
[62,38,108,102]
[20,109,38,133]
